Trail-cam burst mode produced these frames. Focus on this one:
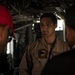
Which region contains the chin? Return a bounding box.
[43,35,49,38]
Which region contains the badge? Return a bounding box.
[38,49,47,58]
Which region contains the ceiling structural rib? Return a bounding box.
[0,0,75,31]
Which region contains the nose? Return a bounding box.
[42,25,48,31]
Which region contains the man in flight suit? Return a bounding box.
[19,12,70,75]
[41,5,75,75]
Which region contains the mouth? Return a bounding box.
[42,31,48,34]
[42,33,48,36]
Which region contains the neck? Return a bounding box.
[44,34,56,44]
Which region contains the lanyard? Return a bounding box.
[48,36,57,60]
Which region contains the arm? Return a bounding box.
[19,46,33,75]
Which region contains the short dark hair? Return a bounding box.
[65,5,75,30]
[40,13,57,24]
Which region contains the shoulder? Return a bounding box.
[25,38,44,51]
[57,37,66,44]
[57,37,69,48]
[51,48,75,62]
[29,38,43,47]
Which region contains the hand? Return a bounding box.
[0,25,9,55]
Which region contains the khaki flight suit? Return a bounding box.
[19,36,70,75]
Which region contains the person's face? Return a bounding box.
[40,17,57,38]
[65,26,74,48]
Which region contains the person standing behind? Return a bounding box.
[19,12,70,75]
[0,4,15,75]
[41,5,75,75]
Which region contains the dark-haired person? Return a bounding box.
[0,4,15,75]
[41,5,75,75]
[19,12,70,75]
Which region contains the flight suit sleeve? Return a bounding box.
[19,45,33,75]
